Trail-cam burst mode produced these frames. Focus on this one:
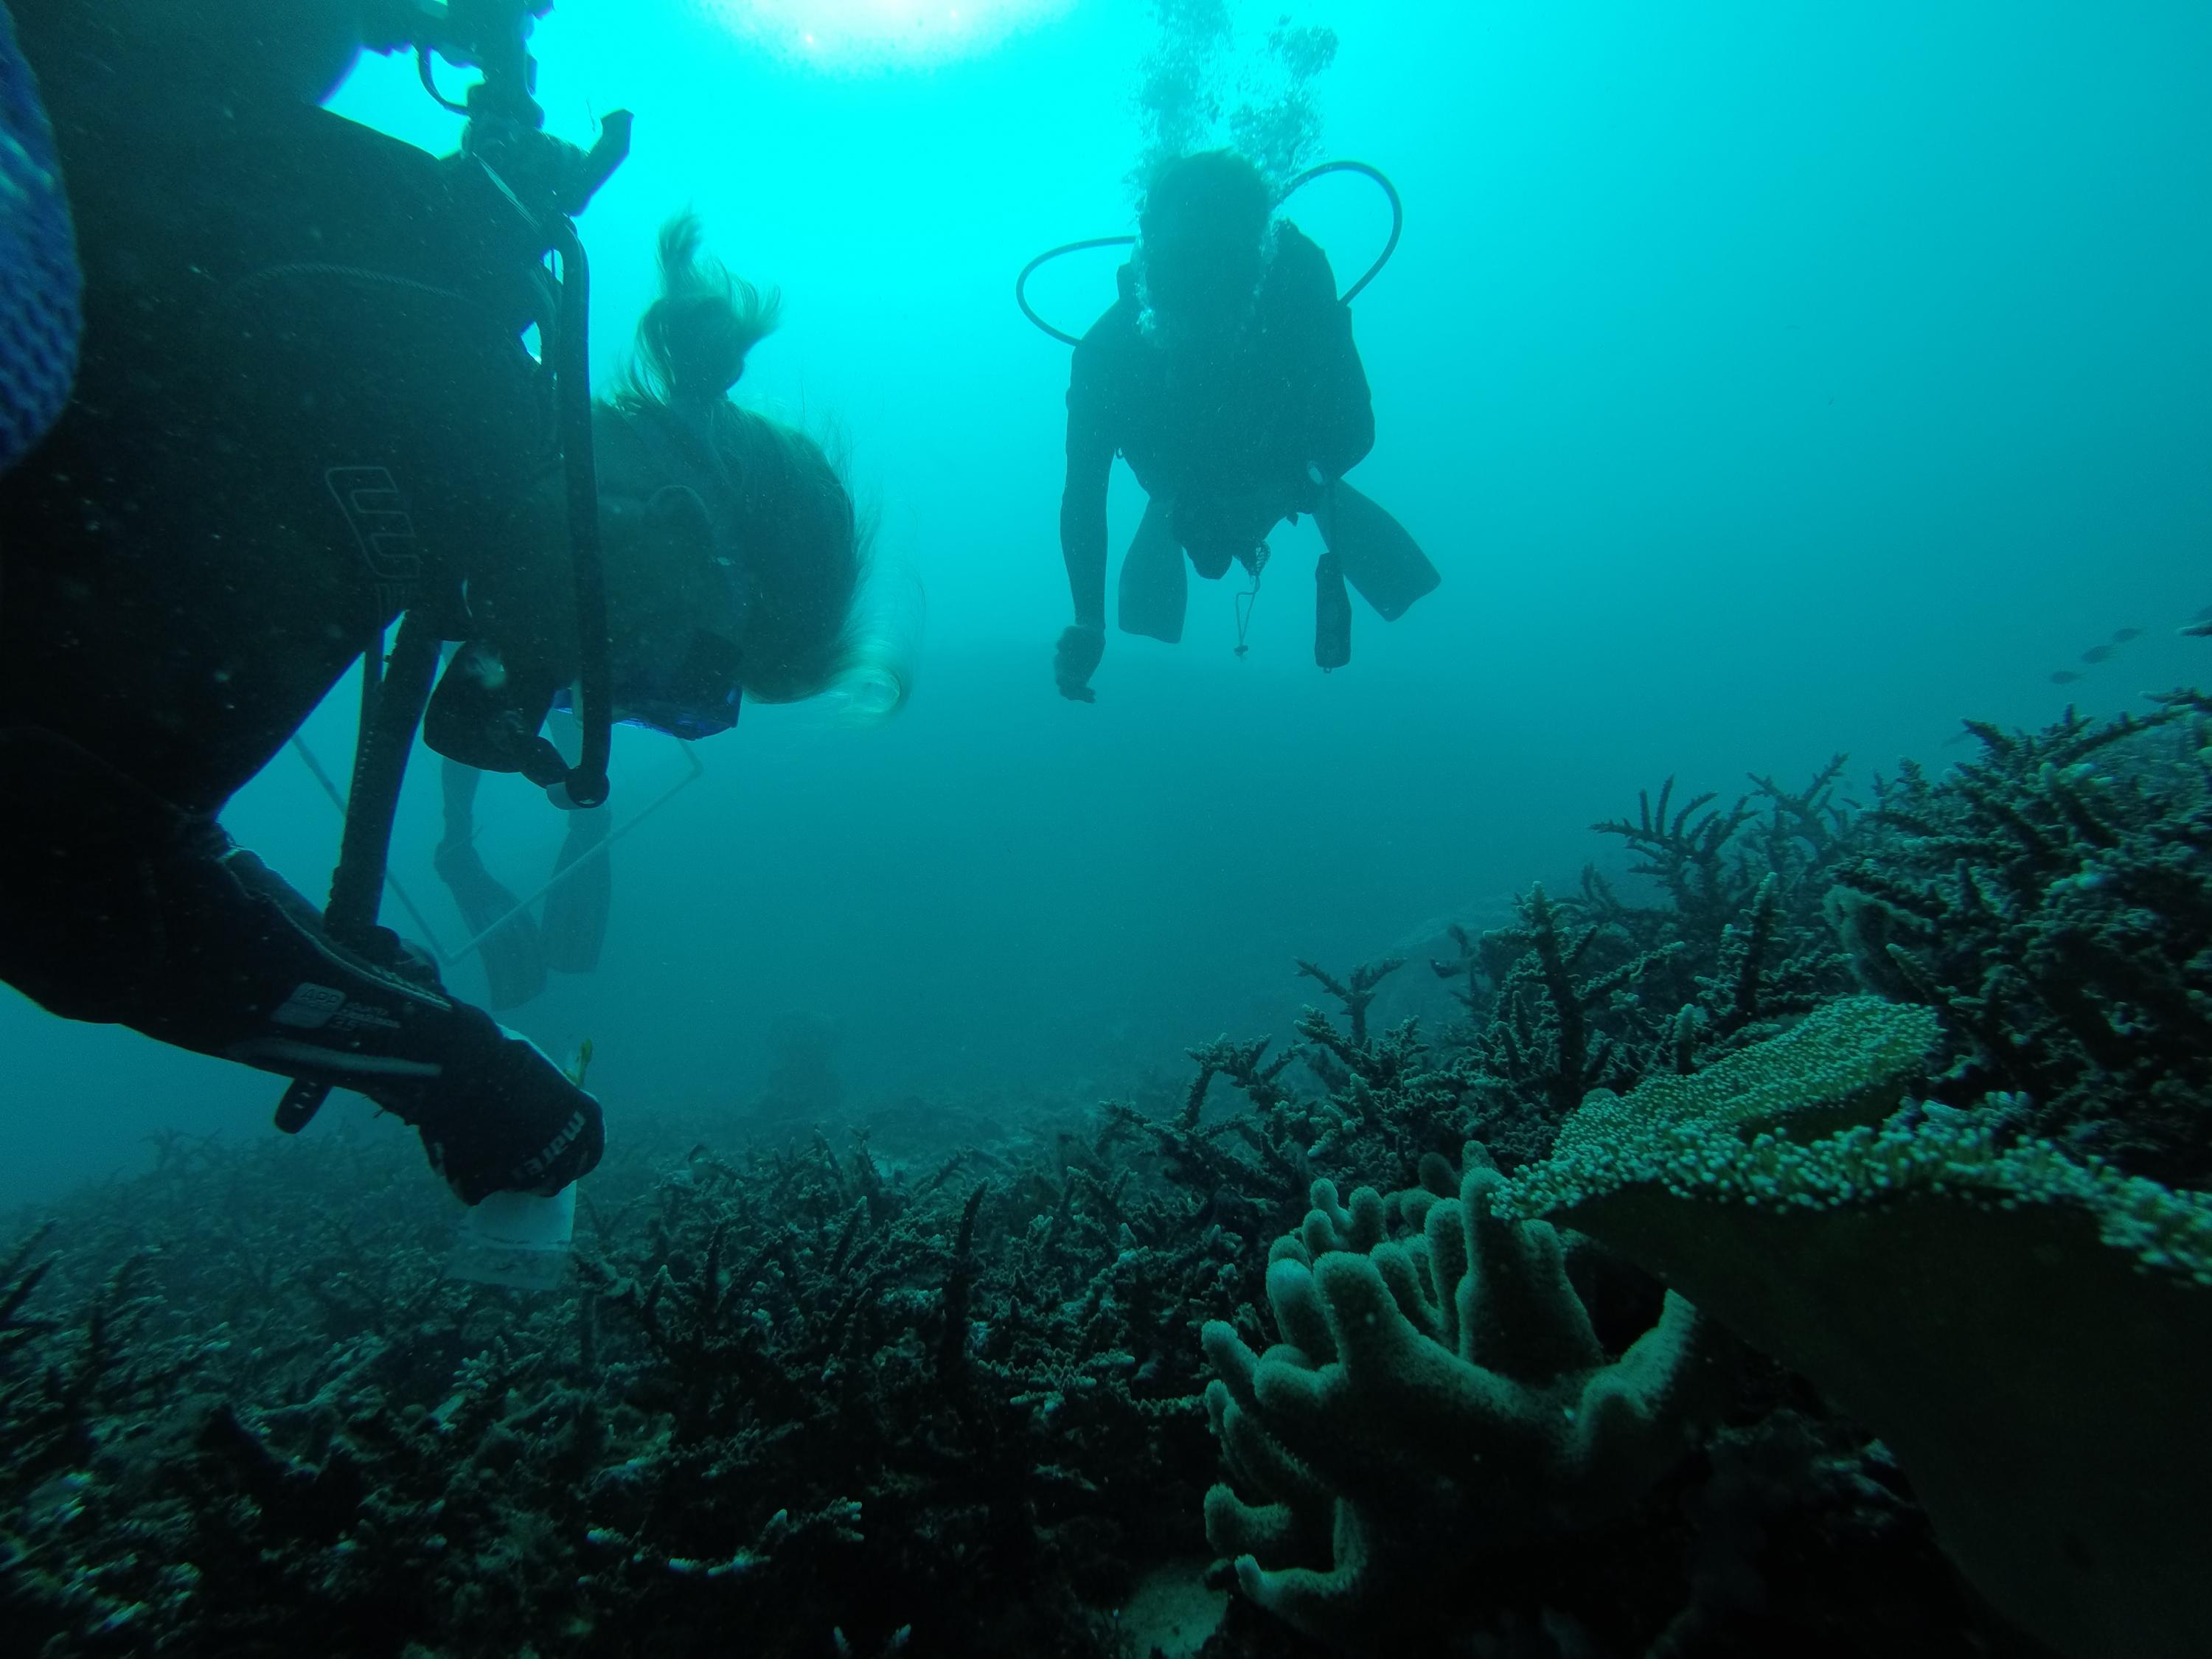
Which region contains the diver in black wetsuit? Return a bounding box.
[0,1,897,1202]
[1054,148,1436,700]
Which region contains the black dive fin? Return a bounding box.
[434,838,548,1010]
[541,806,611,975]
[1316,480,1439,622]
[1118,493,1187,643]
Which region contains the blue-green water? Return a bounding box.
[5,0,2207,1200]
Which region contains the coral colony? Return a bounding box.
[6,694,2211,1657]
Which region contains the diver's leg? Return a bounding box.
[540,804,611,975]
[1117,493,1189,643]
[538,706,610,975]
[434,755,549,1010]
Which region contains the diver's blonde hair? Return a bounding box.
[618,213,913,717]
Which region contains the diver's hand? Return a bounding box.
[412,1016,605,1204]
[1055,622,1104,703]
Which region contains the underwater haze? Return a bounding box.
[6,0,2205,1201]
[4,3,2212,1655]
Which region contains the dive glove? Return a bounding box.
[400,1009,605,1203]
[1054,622,1105,702]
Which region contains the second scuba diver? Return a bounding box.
[0,0,902,1203]
[434,710,612,1014]
[1053,148,1438,700]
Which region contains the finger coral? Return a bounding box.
[1200,1158,1731,1649]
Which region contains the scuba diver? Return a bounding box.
[0,0,902,1203]
[1050,148,1439,700]
[434,709,611,1013]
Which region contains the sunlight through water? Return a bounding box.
[694,0,1073,68]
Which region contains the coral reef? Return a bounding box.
[1200,1156,1730,1649]
[743,1012,845,1133]
[1830,694,2212,1184]
[1498,997,2212,1659]
[0,1113,1232,1657]
[8,703,2208,1658]
[1447,764,1860,1165]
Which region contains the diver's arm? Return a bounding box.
[0,729,601,1203]
[1060,353,1118,628]
[1276,227,1376,489]
[1307,299,1376,483]
[1060,438,1114,628]
[1054,434,1113,702]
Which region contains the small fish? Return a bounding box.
[2049,669,2082,684]
[2112,627,2143,643]
[2079,644,2115,664]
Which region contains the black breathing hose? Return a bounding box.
[546,217,613,811]
[274,611,445,1134]
[1284,159,1403,302]
[1015,235,1137,347]
[1014,159,1405,345]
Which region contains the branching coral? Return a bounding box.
[1433,763,1860,1166]
[0,1105,1254,1658]
[1830,695,2212,1183]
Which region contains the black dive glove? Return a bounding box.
[1054,622,1104,702]
[385,1009,605,1204]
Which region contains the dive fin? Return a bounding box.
[541,806,611,975]
[433,838,548,1010]
[1117,494,1187,643]
[1315,480,1439,622]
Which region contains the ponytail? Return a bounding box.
[625,212,782,406]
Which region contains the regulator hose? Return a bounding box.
[1014,159,1404,346]
[546,215,613,812]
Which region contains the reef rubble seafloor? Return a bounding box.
[4,694,2210,1659]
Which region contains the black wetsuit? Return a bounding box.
[0,29,601,1199]
[1061,222,1375,620]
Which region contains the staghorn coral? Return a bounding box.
[1830,694,2212,1183]
[1496,996,2212,1659]
[1199,1158,1731,1650]
[0,1094,1265,1658]
[1288,957,1478,1179]
[1441,763,1860,1166]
